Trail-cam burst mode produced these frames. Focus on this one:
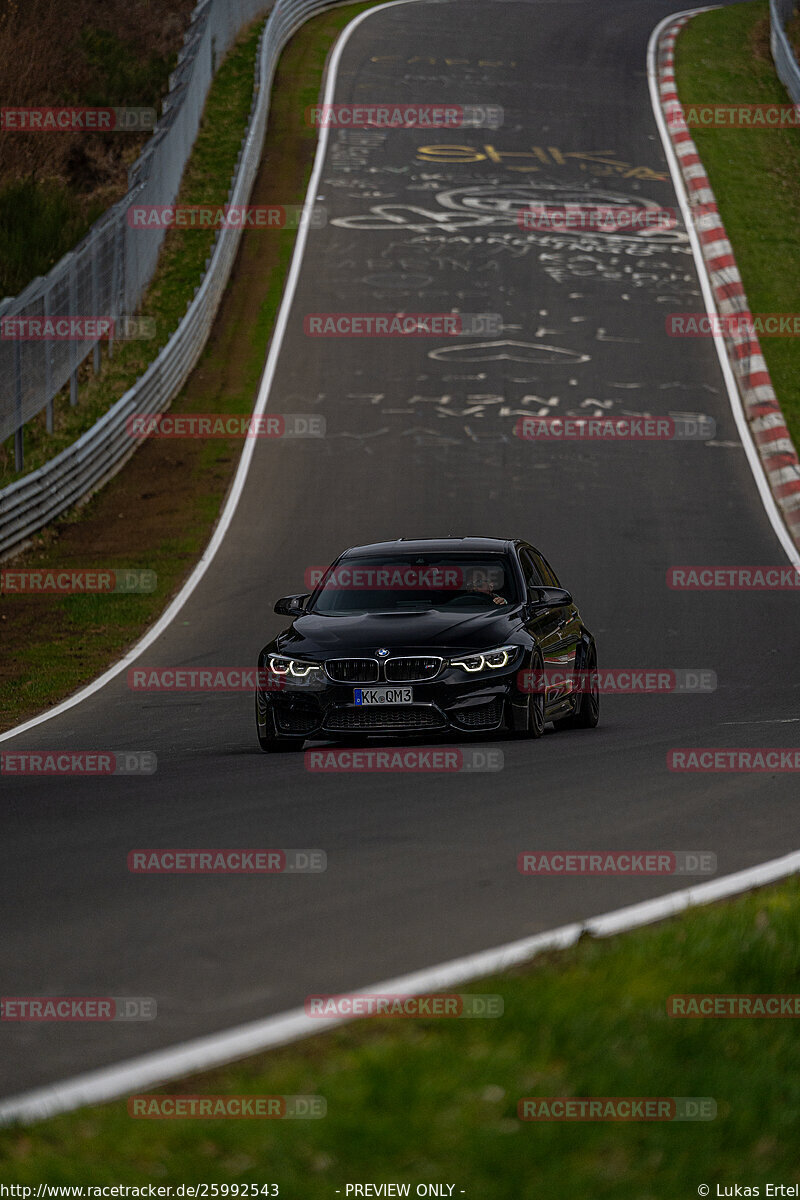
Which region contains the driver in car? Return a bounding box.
[463,566,509,605]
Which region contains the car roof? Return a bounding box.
[339,537,519,557]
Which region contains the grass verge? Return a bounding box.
[1,877,799,1191]
[675,0,800,450]
[0,0,381,731]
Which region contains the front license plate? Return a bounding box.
[354,687,413,705]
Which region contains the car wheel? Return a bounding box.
[525,650,546,738]
[553,642,599,731]
[256,699,306,753]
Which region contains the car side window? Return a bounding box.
[519,549,543,595]
[532,551,560,587]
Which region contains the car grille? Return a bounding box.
[453,698,504,729]
[274,703,319,734]
[325,659,379,683]
[325,706,444,731]
[384,657,442,682]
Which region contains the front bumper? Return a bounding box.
[256,663,529,739]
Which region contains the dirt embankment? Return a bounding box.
[0,0,194,194]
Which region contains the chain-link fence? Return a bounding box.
[0,0,352,558]
[0,0,272,468]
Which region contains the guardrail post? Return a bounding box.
[92,236,101,374]
[14,340,24,472]
[68,261,78,406]
[109,223,121,361]
[44,289,54,433]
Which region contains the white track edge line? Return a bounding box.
[0,0,414,747]
[3,849,799,1125]
[2,3,800,1129]
[4,3,796,751]
[647,7,800,569]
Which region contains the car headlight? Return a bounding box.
[268,654,323,679]
[449,645,520,673]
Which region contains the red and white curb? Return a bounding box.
[1,4,799,1130]
[657,14,800,550]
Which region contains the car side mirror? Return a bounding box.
[274,593,309,617]
[529,586,572,611]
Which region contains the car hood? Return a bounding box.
[273,607,525,658]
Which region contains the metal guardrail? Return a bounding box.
[771,0,800,103]
[2,1,798,558]
[0,0,273,465]
[0,0,338,559]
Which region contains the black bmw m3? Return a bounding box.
[255,537,599,751]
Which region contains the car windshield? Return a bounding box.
[308,554,520,615]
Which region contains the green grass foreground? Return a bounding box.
[1,877,799,1193]
[675,0,800,449]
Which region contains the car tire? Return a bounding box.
[553,641,599,731]
[525,650,546,738]
[256,699,306,753]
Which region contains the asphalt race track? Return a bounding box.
[3,0,799,1098]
